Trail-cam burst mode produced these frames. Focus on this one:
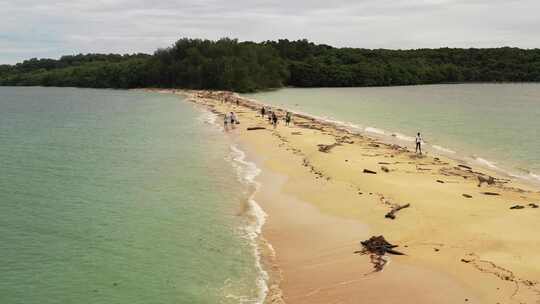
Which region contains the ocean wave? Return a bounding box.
[229,144,269,304]
[364,127,386,135]
[473,157,500,170]
[509,171,540,183]
[393,133,415,142]
[298,113,365,133]
[431,145,456,154]
[529,172,540,182]
[197,108,223,131]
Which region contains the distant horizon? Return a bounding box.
[1,0,540,64]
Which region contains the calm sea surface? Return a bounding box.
[245,84,540,182]
[0,87,264,304]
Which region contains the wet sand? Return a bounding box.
[152,89,540,304]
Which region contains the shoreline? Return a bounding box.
[154,89,540,303]
[237,92,540,188]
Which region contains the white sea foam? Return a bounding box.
[509,171,540,184]
[393,133,415,142]
[432,145,456,154]
[229,144,269,304]
[529,172,540,183]
[473,157,500,170]
[197,108,223,132]
[364,127,386,135]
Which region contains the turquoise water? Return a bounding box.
[0,87,264,303]
[245,84,540,183]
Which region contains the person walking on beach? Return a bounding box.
[415,132,423,155]
[230,112,237,129]
[272,112,278,128]
[261,106,266,118]
[285,112,292,126]
[223,113,229,131]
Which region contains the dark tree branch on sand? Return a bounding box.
[385,203,410,220]
[355,236,405,272]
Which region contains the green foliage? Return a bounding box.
[1,38,540,91]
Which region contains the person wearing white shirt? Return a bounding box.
[415,132,423,154]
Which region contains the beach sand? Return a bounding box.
[153,89,540,304]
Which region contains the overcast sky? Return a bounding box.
[1,0,539,64]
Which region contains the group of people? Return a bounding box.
[260,106,292,128]
[223,111,239,131]
[223,102,426,155]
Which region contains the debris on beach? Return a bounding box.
[477,175,496,187]
[436,180,445,183]
[482,192,500,196]
[317,143,341,153]
[381,166,390,173]
[363,169,377,174]
[385,204,410,220]
[462,194,473,198]
[247,127,266,131]
[355,236,405,272]
[510,203,539,210]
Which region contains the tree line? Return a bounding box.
[1,38,540,92]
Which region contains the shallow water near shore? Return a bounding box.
[0,87,265,303]
[244,84,540,183]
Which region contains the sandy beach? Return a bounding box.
[156,89,540,304]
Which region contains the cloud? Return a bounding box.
[0,0,538,64]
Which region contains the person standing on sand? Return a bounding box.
[285,112,292,126]
[268,111,273,124]
[261,106,266,118]
[415,132,423,154]
[230,112,237,129]
[272,112,278,128]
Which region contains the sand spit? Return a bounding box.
[150,89,540,304]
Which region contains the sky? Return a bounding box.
[1,0,539,64]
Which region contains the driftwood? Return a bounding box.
[436,180,445,183]
[385,203,410,219]
[247,127,266,131]
[477,175,496,187]
[355,236,405,272]
[458,164,473,170]
[511,203,539,209]
[462,194,473,198]
[318,143,341,153]
[363,169,377,174]
[482,192,500,196]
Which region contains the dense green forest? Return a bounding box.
[1,38,540,92]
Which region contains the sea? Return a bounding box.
[244,83,540,184]
[0,87,267,304]
[2,83,539,304]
